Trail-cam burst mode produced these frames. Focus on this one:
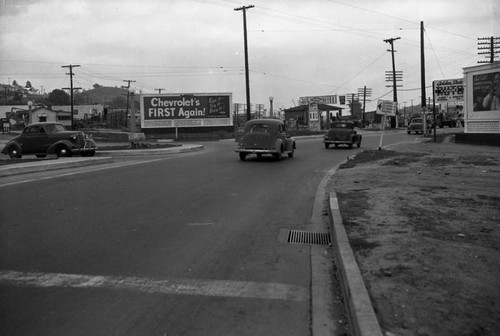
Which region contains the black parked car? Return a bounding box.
[1,122,97,159]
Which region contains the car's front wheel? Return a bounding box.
[324,143,329,149]
[56,145,72,157]
[8,146,22,159]
[239,152,247,161]
[288,147,294,158]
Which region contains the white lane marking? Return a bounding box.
[0,270,308,302]
[186,222,215,226]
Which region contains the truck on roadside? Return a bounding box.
[435,104,463,128]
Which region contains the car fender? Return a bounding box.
[274,138,284,152]
[47,140,76,154]
[1,140,22,155]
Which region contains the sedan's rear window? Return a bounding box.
[249,124,270,133]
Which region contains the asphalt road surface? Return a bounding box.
[0,131,410,336]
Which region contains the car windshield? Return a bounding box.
[249,124,270,133]
[44,124,66,133]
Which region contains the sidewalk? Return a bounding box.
[326,137,500,336]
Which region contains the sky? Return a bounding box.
[0,0,499,112]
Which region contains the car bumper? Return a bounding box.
[72,139,98,152]
[235,148,280,154]
[323,140,351,145]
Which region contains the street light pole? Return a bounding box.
[234,5,254,122]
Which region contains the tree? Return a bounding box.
[47,89,70,105]
[111,95,127,109]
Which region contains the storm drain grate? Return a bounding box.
[279,229,331,245]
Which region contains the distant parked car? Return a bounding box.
[407,118,431,134]
[1,122,97,159]
[235,119,295,161]
[323,121,362,149]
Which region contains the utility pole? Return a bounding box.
[384,37,400,128]
[122,79,136,125]
[62,64,81,130]
[155,88,165,94]
[358,86,372,128]
[234,5,254,121]
[420,21,429,137]
[478,36,500,63]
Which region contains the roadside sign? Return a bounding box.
[376,100,397,116]
[433,78,464,103]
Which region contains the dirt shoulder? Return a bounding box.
[328,136,500,336]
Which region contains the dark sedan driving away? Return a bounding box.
[323,121,362,149]
[235,119,296,161]
[1,122,97,159]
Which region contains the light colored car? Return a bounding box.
[1,122,97,159]
[323,121,362,149]
[407,118,431,134]
[235,119,296,161]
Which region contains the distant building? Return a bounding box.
[284,103,343,131]
[52,104,104,120]
[29,106,72,126]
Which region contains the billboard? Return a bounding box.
[299,95,340,105]
[471,71,500,112]
[433,78,464,103]
[140,93,232,128]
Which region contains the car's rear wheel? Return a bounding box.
[357,141,361,148]
[288,147,294,158]
[239,152,247,161]
[56,145,72,157]
[8,147,22,159]
[324,143,329,149]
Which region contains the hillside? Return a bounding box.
[76,86,129,105]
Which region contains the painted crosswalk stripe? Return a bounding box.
[0,270,308,302]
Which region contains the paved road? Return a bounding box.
[0,131,410,335]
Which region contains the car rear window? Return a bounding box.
[249,124,270,133]
[332,123,348,128]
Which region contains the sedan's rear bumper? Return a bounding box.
[235,148,280,154]
[323,140,352,145]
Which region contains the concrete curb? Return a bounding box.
[328,193,384,336]
[0,157,114,177]
[95,144,204,156]
[0,145,204,177]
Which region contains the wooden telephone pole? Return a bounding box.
[384,37,400,128]
[62,64,81,130]
[234,5,254,121]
